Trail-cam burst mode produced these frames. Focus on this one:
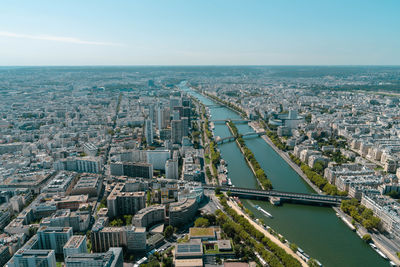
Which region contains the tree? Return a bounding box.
[162,257,173,267]
[123,215,133,226]
[215,187,221,195]
[308,258,319,267]
[313,162,325,174]
[290,242,298,252]
[362,234,372,243]
[110,218,123,227]
[164,225,174,239]
[194,217,210,227]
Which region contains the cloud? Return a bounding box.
[0,31,123,46]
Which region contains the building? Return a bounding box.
[65,247,123,267]
[169,198,198,227]
[107,183,146,218]
[175,240,203,259]
[165,159,179,179]
[41,171,78,196]
[54,157,102,174]
[132,205,165,229]
[63,235,87,258]
[76,157,102,174]
[110,162,153,179]
[0,208,11,229]
[145,119,154,145]
[0,246,11,267]
[171,119,183,144]
[40,209,90,232]
[6,249,56,267]
[0,172,54,194]
[90,227,125,253]
[37,226,73,255]
[361,194,400,239]
[83,142,98,157]
[125,226,146,252]
[189,227,217,241]
[146,150,170,170]
[71,174,103,197]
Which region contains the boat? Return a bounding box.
[255,205,273,218]
[375,249,388,260]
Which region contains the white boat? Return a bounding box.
[374,248,388,260]
[255,205,273,218]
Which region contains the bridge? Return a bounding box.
[216,131,266,144]
[210,119,250,124]
[204,185,349,206]
[205,104,224,108]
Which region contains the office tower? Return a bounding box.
[182,96,191,107]
[172,110,180,120]
[171,120,183,144]
[162,107,170,128]
[37,226,73,255]
[169,97,181,111]
[165,159,179,179]
[145,119,153,144]
[156,105,162,130]
[173,106,183,119]
[183,107,191,124]
[181,117,189,137]
[148,104,156,123]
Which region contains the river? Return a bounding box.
[181,83,388,267]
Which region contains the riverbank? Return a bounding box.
[226,122,267,190]
[226,199,309,267]
[248,122,322,194]
[249,121,400,265]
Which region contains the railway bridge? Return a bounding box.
[204,185,348,206]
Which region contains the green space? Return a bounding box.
[216,195,301,267]
[341,199,381,231]
[228,121,272,190]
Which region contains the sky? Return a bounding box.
[1,0,400,66]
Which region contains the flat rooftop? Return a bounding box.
[64,235,86,248]
[189,227,215,237]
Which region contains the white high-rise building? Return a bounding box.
[165,159,179,179]
[145,119,153,144]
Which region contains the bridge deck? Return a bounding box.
[204,185,347,205]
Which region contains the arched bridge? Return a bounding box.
[204,185,349,206]
[216,131,266,144]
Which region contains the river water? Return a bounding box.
[182,83,388,267]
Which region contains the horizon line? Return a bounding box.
[1,64,400,67]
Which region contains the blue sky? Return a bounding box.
[1,0,399,65]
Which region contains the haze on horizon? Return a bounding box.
[1,0,400,66]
